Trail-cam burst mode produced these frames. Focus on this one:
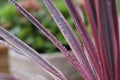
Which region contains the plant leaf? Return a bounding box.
[83,0,100,60]
[0,26,66,80]
[63,0,103,79]
[95,0,119,79]
[42,0,96,79]
[116,17,120,80]
[110,0,119,80]
[7,0,92,79]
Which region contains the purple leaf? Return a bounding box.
[83,0,100,58]
[5,0,119,80]
[95,0,118,79]
[0,26,67,80]
[115,17,120,80]
[42,0,95,79]
[63,0,102,79]
[7,0,91,79]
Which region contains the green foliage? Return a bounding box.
[0,3,19,28]
[0,0,91,53]
[0,0,73,53]
[0,0,119,53]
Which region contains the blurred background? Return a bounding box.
[0,0,77,53]
[0,0,120,53]
[0,0,120,75]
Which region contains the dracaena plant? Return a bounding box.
[0,0,119,80]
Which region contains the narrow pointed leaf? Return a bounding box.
[83,0,99,48]
[64,0,102,79]
[83,0,100,60]
[110,0,119,80]
[110,0,119,38]
[116,17,120,79]
[0,26,66,80]
[42,0,95,79]
[4,0,119,80]
[95,0,118,79]
[7,0,91,79]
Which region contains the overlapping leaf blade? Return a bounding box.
[63,0,103,79]
[1,0,119,80]
[42,0,96,80]
[110,0,119,80]
[0,26,67,80]
[95,0,119,80]
[7,0,94,79]
[83,0,100,58]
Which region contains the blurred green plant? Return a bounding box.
[0,0,74,53]
[2,0,119,53]
[1,0,119,53]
